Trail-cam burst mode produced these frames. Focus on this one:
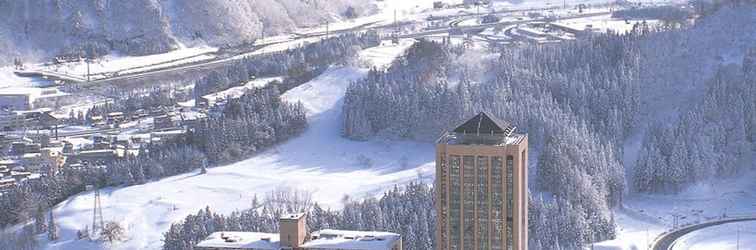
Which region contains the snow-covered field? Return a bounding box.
[42,39,419,250]
[554,14,661,34]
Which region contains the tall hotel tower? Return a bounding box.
[435,112,528,250]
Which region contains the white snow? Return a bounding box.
[0,66,53,88]
[597,6,756,249]
[554,14,661,34]
[41,39,422,250]
[673,221,756,250]
[196,232,280,250]
[30,46,217,81]
[201,76,284,104]
[596,170,756,250]
[302,229,401,250]
[63,137,94,150]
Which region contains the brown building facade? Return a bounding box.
[279,213,307,248]
[435,112,528,250]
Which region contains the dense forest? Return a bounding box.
[162,183,435,250]
[4,3,756,249]
[340,3,756,248]
[343,36,633,247]
[194,32,380,97]
[162,182,620,250]
[634,51,756,193]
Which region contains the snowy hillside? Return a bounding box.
[0,0,369,65]
[40,40,420,250]
[596,4,756,250]
[4,1,754,249]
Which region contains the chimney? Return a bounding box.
[279,213,307,248]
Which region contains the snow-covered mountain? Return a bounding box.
[0,0,369,64]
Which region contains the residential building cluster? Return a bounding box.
[0,105,207,195]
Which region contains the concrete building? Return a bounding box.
[302,229,402,250]
[195,232,280,250]
[65,149,124,166]
[435,112,528,250]
[19,148,66,175]
[153,114,177,130]
[0,177,16,192]
[0,91,31,110]
[0,87,68,111]
[0,109,58,131]
[196,213,402,250]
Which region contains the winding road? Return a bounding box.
[651,214,756,250]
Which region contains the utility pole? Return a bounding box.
[326,20,329,39]
[737,225,740,250]
[86,58,91,82]
[394,9,398,33]
[261,22,265,43]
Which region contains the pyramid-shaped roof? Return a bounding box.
[453,112,514,136]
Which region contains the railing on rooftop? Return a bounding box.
[437,132,516,146]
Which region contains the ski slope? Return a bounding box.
[42,39,421,250]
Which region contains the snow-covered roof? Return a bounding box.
[21,153,42,159]
[0,87,44,96]
[179,111,207,121]
[196,232,281,250]
[301,229,401,250]
[0,87,67,98]
[151,129,186,136]
[280,213,305,220]
[201,76,283,104]
[0,159,18,165]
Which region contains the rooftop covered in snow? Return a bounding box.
[195,231,280,250]
[301,229,402,250]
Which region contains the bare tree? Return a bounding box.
[100,221,126,242]
[265,187,314,214]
